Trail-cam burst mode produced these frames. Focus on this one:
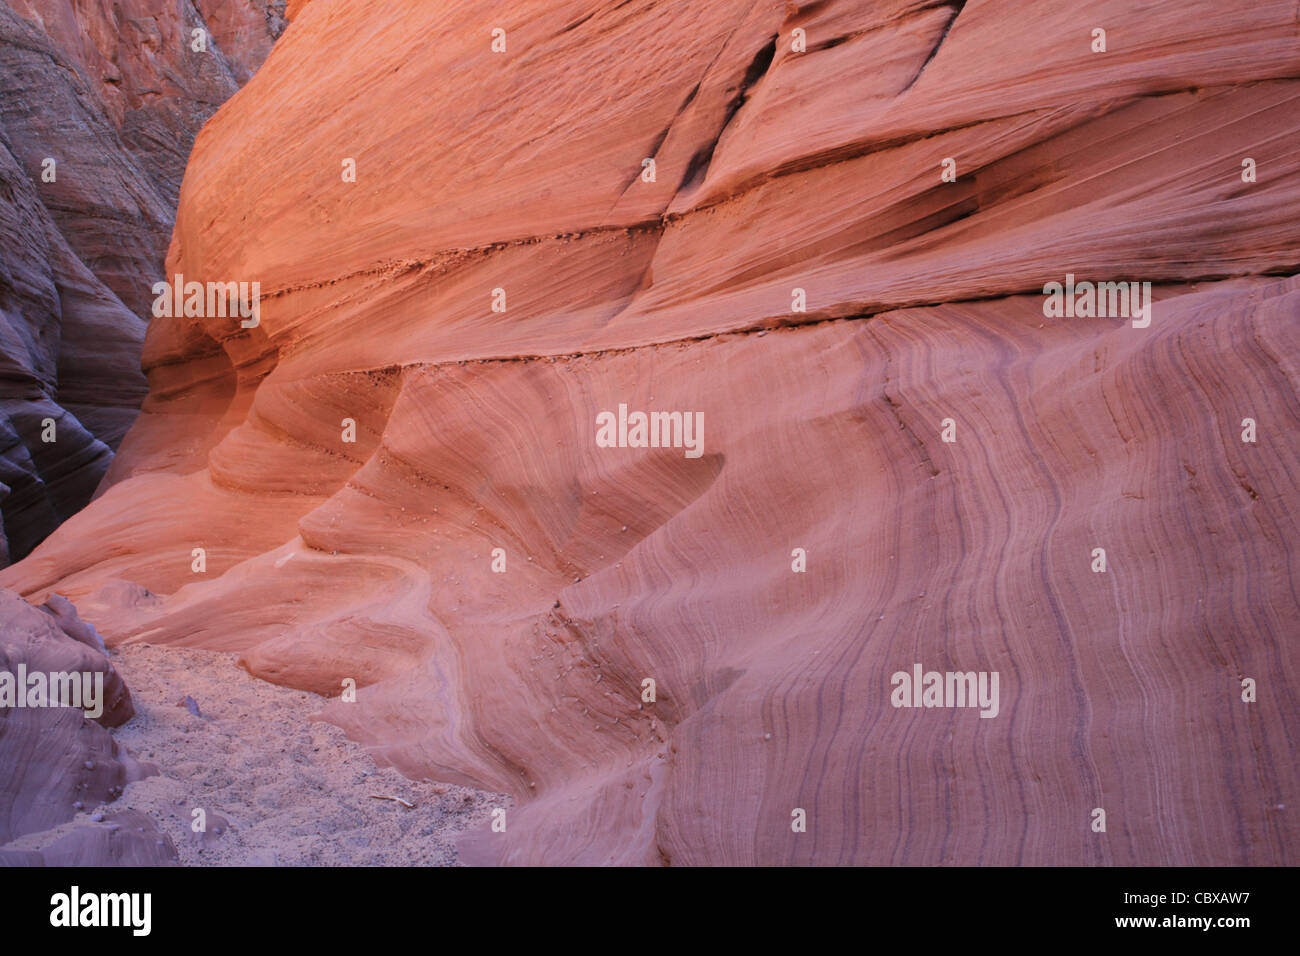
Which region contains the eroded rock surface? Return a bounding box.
[0,0,284,565]
[0,588,152,860]
[3,0,1297,864]
[0,809,178,866]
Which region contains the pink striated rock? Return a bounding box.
[3,0,1298,865]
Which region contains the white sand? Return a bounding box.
[8,642,505,865]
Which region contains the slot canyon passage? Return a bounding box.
[1,0,1298,866]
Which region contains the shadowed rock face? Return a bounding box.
[0,1,285,565]
[0,588,158,861]
[3,0,1298,865]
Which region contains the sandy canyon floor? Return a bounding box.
[0,642,502,866]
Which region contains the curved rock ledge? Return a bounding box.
[2,0,1297,865]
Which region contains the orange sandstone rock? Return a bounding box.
[3,0,1297,865]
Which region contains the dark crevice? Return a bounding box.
[557,10,596,34]
[808,34,850,52]
[667,78,1277,226]
[677,34,777,193]
[901,0,966,94]
[611,81,702,204]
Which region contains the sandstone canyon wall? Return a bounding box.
[3,0,1298,865]
[0,0,285,566]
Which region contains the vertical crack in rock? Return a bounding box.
[676,34,778,193]
[901,0,965,93]
[613,81,703,203]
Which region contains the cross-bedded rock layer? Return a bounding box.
[3,0,1297,864]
